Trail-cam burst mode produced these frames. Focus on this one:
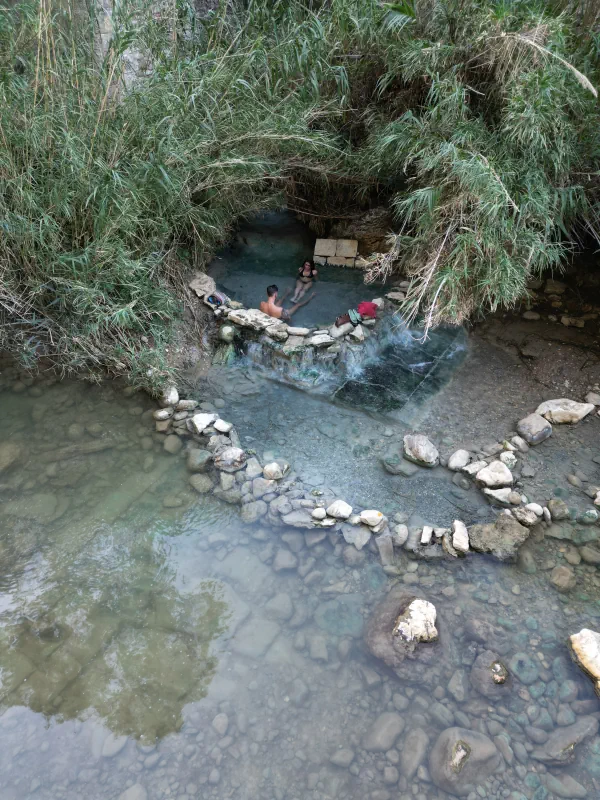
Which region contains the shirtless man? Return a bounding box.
[259,284,315,322]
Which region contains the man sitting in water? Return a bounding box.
[260,284,315,322]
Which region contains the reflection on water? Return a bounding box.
[2,368,600,800]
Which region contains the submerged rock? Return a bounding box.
[531,716,599,764]
[362,713,405,752]
[535,398,594,424]
[403,434,439,467]
[516,413,552,445]
[470,651,509,699]
[214,446,246,472]
[399,728,429,779]
[429,727,502,797]
[187,449,212,473]
[550,565,576,593]
[0,441,21,473]
[468,514,529,561]
[569,628,600,697]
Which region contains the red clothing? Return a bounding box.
[357,301,378,319]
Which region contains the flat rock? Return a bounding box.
[535,398,594,424]
[569,628,600,696]
[516,413,552,445]
[360,509,384,527]
[227,308,279,332]
[119,786,147,800]
[187,449,212,473]
[475,460,513,488]
[189,474,214,494]
[531,716,598,764]
[240,500,268,523]
[281,509,314,529]
[403,434,439,467]
[550,565,576,592]
[189,412,218,435]
[468,514,529,561]
[362,712,405,752]
[429,727,501,797]
[399,728,429,778]
[308,333,335,347]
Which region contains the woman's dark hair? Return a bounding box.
[300,260,314,272]
[267,284,278,297]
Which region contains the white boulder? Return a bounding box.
[452,520,469,554]
[499,451,517,470]
[263,462,288,480]
[327,500,353,520]
[312,507,327,520]
[393,599,438,643]
[448,450,470,471]
[462,460,487,476]
[159,385,179,408]
[526,502,544,517]
[517,413,552,445]
[227,308,278,332]
[476,461,513,488]
[360,510,384,528]
[403,434,439,468]
[308,333,335,347]
[214,419,233,434]
[189,413,218,435]
[535,398,594,424]
[569,628,600,696]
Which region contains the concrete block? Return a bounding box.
[328,257,356,267]
[335,239,358,258]
[314,238,336,257]
[314,255,327,265]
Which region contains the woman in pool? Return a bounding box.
[291,260,318,302]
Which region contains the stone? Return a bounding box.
[341,524,371,550]
[535,398,594,424]
[0,442,21,473]
[468,514,530,561]
[509,652,539,685]
[550,565,576,593]
[475,461,513,488]
[526,502,544,516]
[330,748,355,768]
[392,524,409,547]
[375,534,395,566]
[393,598,438,643]
[499,450,517,469]
[189,272,216,299]
[452,520,469,555]
[308,333,335,347]
[312,507,327,520]
[314,238,337,257]
[153,407,173,421]
[544,774,587,799]
[214,447,246,472]
[309,634,328,661]
[448,450,470,471]
[360,509,384,527]
[586,391,600,405]
[579,545,600,565]
[545,278,566,294]
[448,669,470,703]
[214,419,233,434]
[212,713,229,736]
[119,786,147,800]
[218,324,235,343]
[187,449,212,473]
[512,507,539,527]
[403,434,439,467]
[263,461,288,480]
[245,457,263,479]
[240,500,268,523]
[159,385,179,408]
[462,460,487,476]
[569,628,600,697]
[548,497,570,520]
[326,500,353,519]
[252,477,277,499]
[272,549,298,571]
[189,412,218,435]
[281,509,314,528]
[163,434,183,455]
[335,238,359,258]
[102,733,128,757]
[517,413,552,445]
[287,326,311,336]
[531,717,599,764]
[428,728,501,797]
[264,593,293,622]
[227,307,280,332]
[470,651,509,699]
[483,487,517,507]
[399,729,429,778]
[189,474,214,494]
[348,324,365,342]
[362,713,405,752]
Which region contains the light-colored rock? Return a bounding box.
[420,526,433,546]
[336,238,359,258]
[312,507,327,520]
[212,713,229,736]
[452,520,469,555]
[189,272,216,299]
[403,434,439,468]
[585,391,600,405]
[153,407,173,421]
[348,324,365,343]
[569,628,600,697]
[159,385,179,408]
[468,514,530,561]
[265,324,288,342]
[227,307,279,332]
[287,326,311,336]
[511,435,529,452]
[360,509,384,528]
[187,449,212,473]
[327,500,353,519]
[392,524,409,547]
[214,447,246,473]
[393,598,438,643]
[483,487,519,506]
[512,506,539,527]
[400,729,429,778]
[517,413,552,445]
[245,457,263,479]
[550,565,576,593]
[475,461,513,488]
[499,451,517,469]
[119,786,147,800]
[189,474,214,494]
[462,460,487,476]
[163,434,183,455]
[526,502,544,516]
[0,442,21,473]
[263,461,288,480]
[308,332,335,347]
[448,449,470,471]
[535,398,594,424]
[330,322,353,339]
[314,238,337,257]
[342,524,371,550]
[218,324,235,343]
[189,412,218,435]
[330,748,355,768]
[214,419,233,434]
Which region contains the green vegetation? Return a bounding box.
[1,0,600,378]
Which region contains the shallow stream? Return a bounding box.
[1,219,600,800]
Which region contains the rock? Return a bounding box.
[545,278,566,294]
[509,652,539,685]
[535,398,595,424]
[569,628,600,696]
[448,670,469,703]
[470,651,509,699]
[452,520,469,554]
[428,728,502,797]
[252,477,276,499]
[516,413,552,445]
[309,634,328,661]
[548,498,570,520]
[240,500,268,522]
[579,544,600,565]
[308,332,335,347]
[159,385,179,408]
[393,598,438,643]
[218,324,235,343]
[212,713,229,736]
[281,509,315,529]
[392,524,409,547]
[360,509,384,527]
[341,524,371,550]
[287,326,311,336]
[399,729,429,778]
[585,391,600,405]
[544,774,587,799]
[264,593,294,622]
[312,507,327,520]
[189,474,214,494]
[119,786,147,800]
[531,716,599,764]
[468,514,530,561]
[163,434,183,455]
[214,447,246,472]
[189,412,218,434]
[512,506,539,527]
[265,323,288,342]
[0,442,21,473]
[499,450,517,469]
[550,565,576,592]
[330,749,355,768]
[4,492,59,521]
[189,272,216,299]
[214,419,233,434]
[245,457,263,479]
[475,461,513,488]
[330,322,353,339]
[375,534,395,566]
[102,733,128,757]
[448,450,471,470]
[227,307,280,332]
[272,549,298,571]
[526,502,544,516]
[403,434,439,467]
[153,407,173,421]
[187,449,212,473]
[483,487,518,507]
[362,713,405,752]
[326,500,353,519]
[263,461,288,480]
